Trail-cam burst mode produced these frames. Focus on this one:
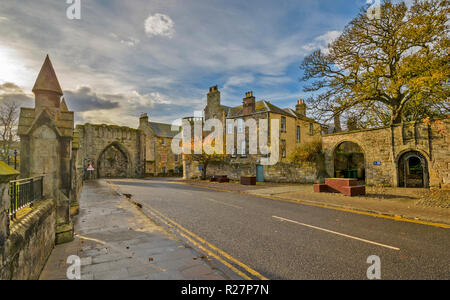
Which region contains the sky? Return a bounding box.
[0,0,380,127]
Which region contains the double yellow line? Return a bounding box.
[108,180,268,280]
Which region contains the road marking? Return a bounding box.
[138,205,253,280]
[203,197,243,209]
[144,204,268,280]
[174,181,450,230]
[272,216,400,251]
[107,180,268,280]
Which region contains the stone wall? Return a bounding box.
[0,200,56,280]
[185,159,318,184]
[76,124,145,179]
[322,119,450,188]
[184,119,448,188]
[0,163,56,280]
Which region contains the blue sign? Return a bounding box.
[373,161,382,166]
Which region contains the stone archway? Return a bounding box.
[97,143,130,178]
[397,151,429,188]
[333,141,365,181]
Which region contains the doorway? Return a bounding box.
[256,165,264,182]
[398,151,429,188]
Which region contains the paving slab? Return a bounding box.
[39,180,226,280]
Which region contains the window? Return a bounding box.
[309,123,314,135]
[161,138,166,145]
[281,140,286,158]
[174,154,179,163]
[237,119,244,133]
[227,121,234,134]
[240,140,246,156]
[297,126,301,142]
[281,117,286,132]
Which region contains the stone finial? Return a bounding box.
[32,55,63,96]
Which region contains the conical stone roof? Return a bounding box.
[32,55,63,95]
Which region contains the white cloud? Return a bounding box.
[224,74,255,88]
[120,37,140,47]
[302,30,341,54]
[145,13,175,38]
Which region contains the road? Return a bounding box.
[109,178,450,280]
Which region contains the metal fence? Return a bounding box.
[8,176,44,220]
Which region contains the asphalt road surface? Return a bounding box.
[109,178,450,280]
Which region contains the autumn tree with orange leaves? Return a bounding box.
[301,0,449,128]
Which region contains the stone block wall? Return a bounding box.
[185,159,318,184]
[184,119,448,188]
[0,197,56,280]
[76,124,145,179]
[322,119,449,187]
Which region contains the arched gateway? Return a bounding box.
[333,141,365,182]
[397,151,429,188]
[97,143,130,178]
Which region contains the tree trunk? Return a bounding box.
[390,107,403,125]
[201,162,208,180]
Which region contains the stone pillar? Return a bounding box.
[0,162,19,265]
[18,55,75,244]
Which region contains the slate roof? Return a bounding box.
[227,100,298,119]
[148,122,181,138]
[283,108,317,123]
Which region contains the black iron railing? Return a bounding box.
[8,176,44,219]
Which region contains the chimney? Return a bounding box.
[207,85,220,107]
[139,113,149,128]
[295,100,307,116]
[243,91,256,115]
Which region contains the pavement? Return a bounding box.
[178,180,450,226]
[39,180,226,280]
[110,178,450,280]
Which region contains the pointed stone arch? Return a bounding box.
[96,142,133,178]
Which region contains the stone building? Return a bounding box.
[203,86,324,162]
[183,86,325,182]
[139,114,182,176]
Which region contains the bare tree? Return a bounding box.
[0,100,19,163]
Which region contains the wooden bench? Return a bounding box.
[314,178,365,197]
[240,176,256,186]
[217,175,230,183]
